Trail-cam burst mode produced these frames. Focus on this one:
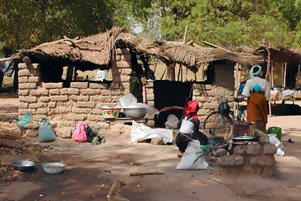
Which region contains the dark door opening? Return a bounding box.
[154,80,192,128]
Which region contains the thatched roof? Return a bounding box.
[256,46,301,65]
[15,27,261,72]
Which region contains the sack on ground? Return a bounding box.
[85,126,97,143]
[72,123,88,142]
[131,121,173,144]
[16,111,32,126]
[39,121,57,142]
[176,140,209,170]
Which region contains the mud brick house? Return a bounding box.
[2,27,300,138]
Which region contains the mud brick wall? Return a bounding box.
[17,47,232,139]
[193,83,235,123]
[18,47,155,138]
[215,144,277,177]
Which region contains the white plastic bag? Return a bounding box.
[130,121,173,144]
[135,103,159,116]
[165,114,179,129]
[268,134,285,156]
[268,134,284,149]
[119,93,137,108]
[176,140,209,170]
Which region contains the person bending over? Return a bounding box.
[175,100,208,154]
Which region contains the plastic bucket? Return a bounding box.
[268,126,282,141]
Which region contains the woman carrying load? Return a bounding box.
[242,65,270,133]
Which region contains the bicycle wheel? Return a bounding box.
[203,111,233,140]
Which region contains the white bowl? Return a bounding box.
[101,108,121,118]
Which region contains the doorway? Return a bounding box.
[154,80,192,128]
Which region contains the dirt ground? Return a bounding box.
[0,98,301,201]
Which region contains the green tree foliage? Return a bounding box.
[0,0,300,56]
[136,0,300,48]
[0,0,116,55]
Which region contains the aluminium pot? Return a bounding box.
[11,160,36,172]
[123,107,146,119]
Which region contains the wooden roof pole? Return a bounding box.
[202,41,232,53]
[234,63,239,116]
[265,42,271,80]
[0,56,21,62]
[183,25,188,81]
[284,62,287,88]
[271,61,274,88]
[282,63,284,86]
[178,25,188,82]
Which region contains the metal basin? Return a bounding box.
[123,107,146,119]
[11,160,36,172]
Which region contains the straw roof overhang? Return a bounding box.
[256,46,301,65]
[117,33,261,72]
[18,27,260,73]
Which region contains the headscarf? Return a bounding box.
[185,100,199,119]
[249,65,262,81]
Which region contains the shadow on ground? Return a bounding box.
[271,104,301,116]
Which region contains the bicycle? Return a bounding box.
[202,96,247,141]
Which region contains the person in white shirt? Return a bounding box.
[175,100,208,154]
[242,65,270,133]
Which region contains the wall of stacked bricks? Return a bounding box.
[18,47,234,138]
[216,144,277,177]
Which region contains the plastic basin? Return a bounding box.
[101,108,121,118]
[42,162,66,174]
